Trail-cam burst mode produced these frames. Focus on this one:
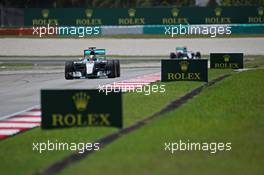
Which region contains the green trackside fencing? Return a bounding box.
[39,24,264,36]
[24,6,264,26]
[24,7,264,36]
[229,24,264,34]
[142,24,264,35]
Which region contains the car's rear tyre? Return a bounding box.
[107,60,116,78]
[176,52,183,58]
[191,53,195,59]
[65,61,74,80]
[114,60,120,77]
[170,52,176,59]
[196,52,201,59]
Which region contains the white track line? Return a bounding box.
[21,111,41,116]
[0,105,39,121]
[105,72,161,91]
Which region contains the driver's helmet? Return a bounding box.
[84,50,96,61]
[89,50,96,61]
[89,54,95,61]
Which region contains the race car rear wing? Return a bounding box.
[176,47,187,52]
[84,49,106,56]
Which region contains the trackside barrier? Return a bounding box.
[0,24,263,36]
[142,24,264,35]
[101,25,143,35]
[0,28,33,36]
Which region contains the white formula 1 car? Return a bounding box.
[170,47,201,59]
[65,47,120,79]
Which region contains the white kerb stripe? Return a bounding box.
[115,82,149,85]
[0,129,20,135]
[7,117,41,122]
[22,111,41,116]
[0,123,40,128]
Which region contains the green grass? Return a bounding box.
[0,69,230,175]
[123,69,231,126]
[0,57,262,175]
[59,69,264,175]
[0,63,34,70]
[245,56,264,68]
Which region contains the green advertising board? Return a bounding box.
[161,59,208,82]
[24,6,264,26]
[210,53,243,69]
[41,90,122,129]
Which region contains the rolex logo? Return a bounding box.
[85,9,93,18]
[128,8,136,17]
[214,7,222,17]
[223,55,230,62]
[42,9,49,18]
[171,8,179,17]
[258,7,264,16]
[179,61,189,72]
[72,92,90,111]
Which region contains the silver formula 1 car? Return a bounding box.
[170,47,201,59]
[65,47,120,80]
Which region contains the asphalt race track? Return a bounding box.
[0,37,263,119]
[0,66,159,118]
[0,38,264,56]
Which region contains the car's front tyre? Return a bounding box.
[65,61,74,80]
[114,60,120,77]
[196,52,201,59]
[107,60,116,78]
[170,52,176,59]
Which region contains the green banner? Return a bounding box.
[143,24,264,35]
[210,53,244,69]
[41,90,122,129]
[161,59,208,82]
[24,6,264,26]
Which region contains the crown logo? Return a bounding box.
[42,9,49,18]
[171,8,179,17]
[179,61,189,72]
[85,9,93,18]
[223,55,230,62]
[72,92,90,111]
[258,7,264,16]
[128,8,136,17]
[214,7,222,17]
